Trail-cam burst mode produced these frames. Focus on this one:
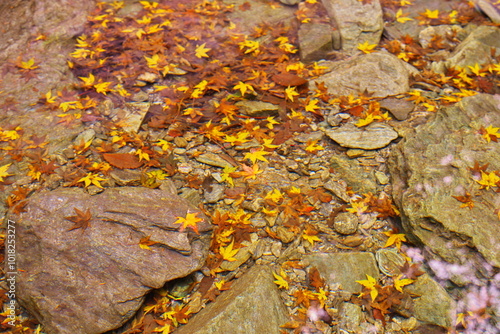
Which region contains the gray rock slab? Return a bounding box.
[434,25,500,73]
[10,187,212,334]
[329,155,378,194]
[325,122,399,150]
[195,152,233,169]
[174,265,289,334]
[388,94,500,267]
[406,274,455,328]
[321,0,383,53]
[298,23,334,63]
[314,52,418,97]
[303,252,379,293]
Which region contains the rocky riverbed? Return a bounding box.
[0,0,500,333]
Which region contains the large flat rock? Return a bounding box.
[389,94,500,268]
[10,187,212,334]
[174,265,289,334]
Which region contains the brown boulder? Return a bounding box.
[10,187,212,334]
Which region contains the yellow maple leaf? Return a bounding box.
[238,39,260,55]
[261,138,279,149]
[305,139,324,153]
[174,212,203,234]
[244,148,270,164]
[357,41,377,54]
[94,81,112,95]
[195,43,211,58]
[273,269,289,289]
[266,116,280,129]
[422,8,439,19]
[19,58,39,70]
[383,231,407,250]
[356,274,378,301]
[396,8,413,23]
[284,86,299,102]
[144,54,162,69]
[302,227,322,246]
[139,235,158,250]
[221,165,239,186]
[481,125,500,143]
[233,81,255,96]
[79,73,96,87]
[346,201,368,215]
[219,239,239,261]
[393,275,414,292]
[224,131,250,145]
[468,63,486,77]
[78,172,106,188]
[305,98,321,113]
[476,171,500,190]
[0,163,13,182]
[240,163,262,180]
[264,189,284,203]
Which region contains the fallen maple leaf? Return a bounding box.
[219,239,239,262]
[383,230,406,250]
[65,208,92,231]
[195,43,211,58]
[174,212,203,234]
[302,226,322,246]
[139,235,158,250]
[357,41,377,54]
[273,269,289,289]
[393,275,414,293]
[244,148,270,164]
[356,274,379,301]
[0,163,13,182]
[479,125,500,143]
[77,172,106,188]
[452,192,474,209]
[476,171,500,190]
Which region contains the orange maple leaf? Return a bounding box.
[174,212,203,234]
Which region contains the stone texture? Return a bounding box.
[476,0,500,24]
[388,94,500,267]
[304,252,379,293]
[298,23,334,63]
[406,274,455,328]
[195,152,233,169]
[329,155,378,194]
[314,52,418,98]
[332,212,359,235]
[321,0,384,53]
[235,100,279,116]
[379,98,415,121]
[174,265,289,334]
[0,0,93,111]
[225,0,296,34]
[10,187,212,334]
[375,248,406,277]
[325,122,399,150]
[433,26,500,73]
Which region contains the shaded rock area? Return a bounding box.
[321,0,384,53]
[325,122,399,150]
[0,0,93,111]
[314,52,418,98]
[174,265,289,334]
[304,252,379,293]
[389,94,500,268]
[298,23,335,63]
[432,25,500,74]
[406,274,456,328]
[10,187,212,334]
